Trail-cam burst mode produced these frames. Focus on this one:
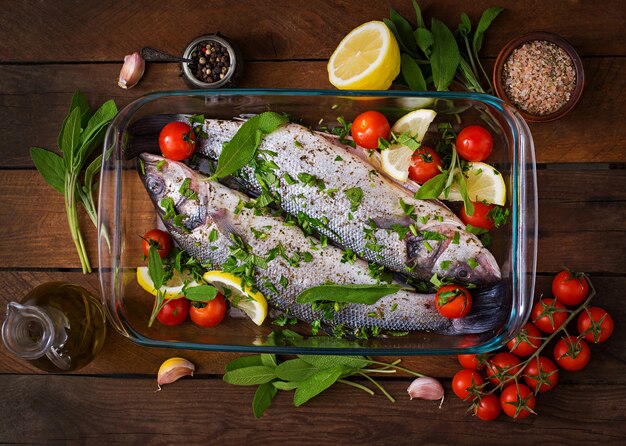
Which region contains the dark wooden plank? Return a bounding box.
[0,375,624,444]
[0,0,623,62]
[1,57,624,167]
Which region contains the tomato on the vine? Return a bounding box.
[506,322,542,357]
[351,111,390,149]
[142,229,173,259]
[486,352,522,386]
[159,121,196,161]
[500,383,536,419]
[577,306,614,344]
[452,369,484,401]
[554,336,591,371]
[531,298,568,334]
[189,293,227,328]
[156,298,190,326]
[473,394,501,421]
[457,353,490,371]
[408,147,443,184]
[552,269,589,306]
[523,356,559,393]
[435,284,472,319]
[460,201,495,231]
[455,125,493,162]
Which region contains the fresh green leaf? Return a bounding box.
[223,366,277,386]
[458,172,475,216]
[261,354,277,368]
[412,0,425,28]
[76,100,118,166]
[293,366,347,407]
[457,13,472,37]
[344,186,363,212]
[473,7,504,55]
[184,285,218,301]
[390,9,418,55]
[414,172,447,199]
[30,147,65,194]
[414,28,434,57]
[299,355,371,370]
[60,107,82,163]
[83,153,103,193]
[295,284,403,306]
[273,381,299,391]
[252,382,277,419]
[213,112,288,179]
[275,358,318,382]
[401,54,427,91]
[57,90,91,150]
[430,18,460,91]
[148,245,164,290]
[225,355,264,372]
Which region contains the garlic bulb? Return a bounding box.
[118,52,145,89]
[157,357,195,391]
[407,376,445,406]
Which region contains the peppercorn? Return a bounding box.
[187,39,233,84]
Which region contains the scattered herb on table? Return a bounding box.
[30,90,118,273]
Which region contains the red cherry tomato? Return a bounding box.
[577,306,614,344]
[455,126,493,162]
[351,111,390,149]
[531,298,568,334]
[523,356,559,393]
[142,229,173,259]
[457,353,490,371]
[552,269,589,306]
[156,298,189,326]
[408,147,443,184]
[460,201,495,231]
[554,335,591,371]
[189,293,227,328]
[159,121,196,161]
[474,394,501,421]
[435,284,472,319]
[452,369,484,401]
[500,383,536,419]
[486,352,522,386]
[506,322,542,357]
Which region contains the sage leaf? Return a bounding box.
[293,366,347,407]
[60,107,82,165]
[296,283,402,306]
[430,18,460,91]
[83,153,103,193]
[213,112,288,179]
[225,355,264,372]
[299,355,371,370]
[414,172,447,199]
[457,13,471,37]
[30,147,65,194]
[414,28,433,57]
[412,0,425,28]
[252,382,277,419]
[223,365,276,386]
[273,381,299,391]
[261,353,277,368]
[473,7,504,55]
[77,99,118,166]
[57,90,91,150]
[390,9,418,55]
[184,284,218,302]
[275,358,318,382]
[401,54,427,91]
[147,245,164,290]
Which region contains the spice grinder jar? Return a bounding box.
[181,34,243,89]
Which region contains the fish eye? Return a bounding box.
[146,175,164,195]
[456,268,471,281]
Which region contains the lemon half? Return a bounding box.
[137,267,199,300]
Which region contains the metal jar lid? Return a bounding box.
[181,34,242,89]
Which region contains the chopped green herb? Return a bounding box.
[294,139,302,148]
[440,260,452,270]
[283,173,297,185]
[468,257,478,269]
[334,155,343,162]
[344,187,363,212]
[160,196,176,220]
[424,241,433,253]
[398,198,416,218]
[341,249,357,264]
[452,232,460,244]
[178,178,198,201]
[279,275,289,288]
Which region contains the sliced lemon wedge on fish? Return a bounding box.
[443,162,507,205]
[327,20,401,90]
[202,271,268,326]
[380,109,437,182]
[136,267,198,300]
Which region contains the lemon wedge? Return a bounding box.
[380,109,437,182]
[327,21,401,90]
[136,267,198,300]
[202,271,268,326]
[443,162,507,205]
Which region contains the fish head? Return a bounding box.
[138,153,207,232]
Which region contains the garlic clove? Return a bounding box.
[407,376,445,406]
[157,357,195,391]
[118,52,145,89]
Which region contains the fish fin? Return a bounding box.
[445,282,510,335]
[209,208,241,239]
[371,215,414,230]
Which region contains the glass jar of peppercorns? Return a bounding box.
[181,34,242,88]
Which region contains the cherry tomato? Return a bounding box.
[552,269,589,306]
[473,393,501,421]
[455,125,493,162]
[531,298,568,334]
[156,298,189,326]
[159,121,196,161]
[523,356,559,393]
[351,111,390,149]
[486,352,522,386]
[554,335,591,371]
[408,147,443,184]
[435,284,472,319]
[500,383,536,419]
[506,322,542,357]
[452,369,484,401]
[142,229,173,259]
[189,294,227,328]
[457,353,490,371]
[460,201,495,231]
[577,306,614,344]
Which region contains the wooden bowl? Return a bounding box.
[493,32,585,122]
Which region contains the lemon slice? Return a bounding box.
[136,267,198,300]
[327,21,401,90]
[202,271,268,326]
[443,162,507,205]
[380,109,437,182]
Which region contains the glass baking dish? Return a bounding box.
[98,89,537,355]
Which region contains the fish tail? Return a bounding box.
[444,283,510,335]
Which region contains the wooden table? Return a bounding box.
[1,1,624,443]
